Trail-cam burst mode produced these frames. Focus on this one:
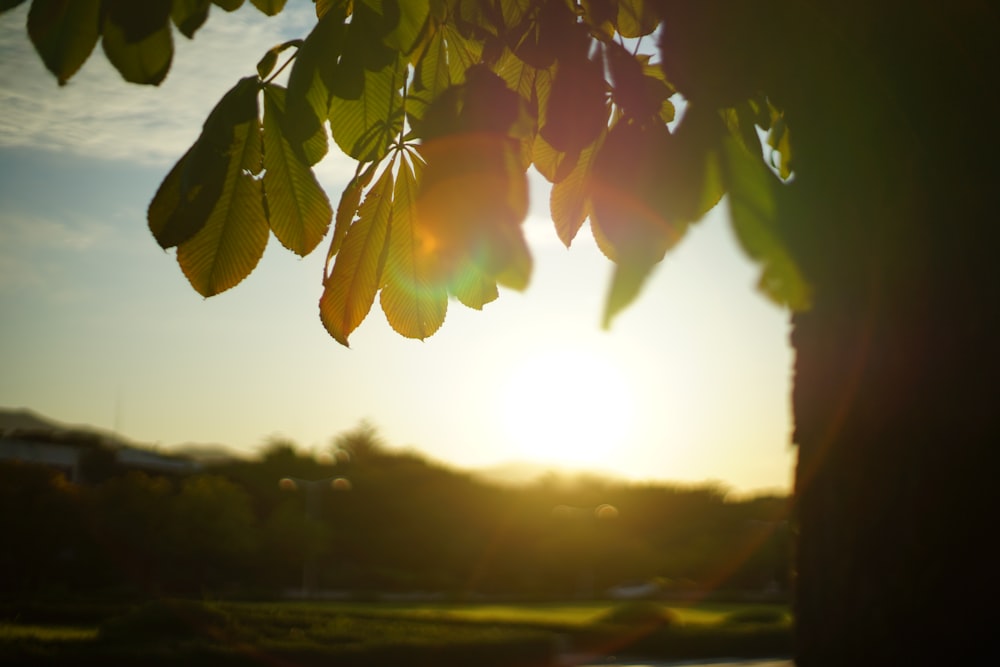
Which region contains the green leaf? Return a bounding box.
[493,46,540,113]
[176,79,268,297]
[532,57,554,128]
[721,103,764,159]
[637,55,676,123]
[540,53,608,154]
[579,0,615,36]
[723,137,810,310]
[406,22,458,125]
[671,107,727,222]
[212,0,244,10]
[250,0,287,15]
[27,0,102,85]
[412,22,451,95]
[314,0,346,19]
[103,0,171,43]
[588,121,678,266]
[449,260,499,310]
[415,134,530,290]
[320,163,396,346]
[256,51,279,80]
[767,113,793,180]
[327,162,378,276]
[262,85,333,256]
[492,220,532,291]
[329,2,397,100]
[616,0,657,38]
[531,132,576,184]
[101,9,173,85]
[171,0,211,39]
[381,156,448,339]
[602,256,659,329]
[441,21,483,83]
[148,145,198,248]
[378,0,430,55]
[608,42,674,124]
[285,9,346,158]
[551,130,604,247]
[253,40,301,81]
[589,204,617,262]
[149,78,262,249]
[503,0,577,70]
[329,55,406,162]
[0,1,27,14]
[263,76,326,166]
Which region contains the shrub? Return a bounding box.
[98,599,238,644]
[595,601,679,629]
[721,607,787,625]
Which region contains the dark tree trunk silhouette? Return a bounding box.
[777,2,997,663]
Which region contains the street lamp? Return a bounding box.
[551,503,619,598]
[278,475,351,598]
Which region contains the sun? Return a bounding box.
[500,346,635,469]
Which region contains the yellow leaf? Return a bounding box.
[449,261,499,310]
[380,156,448,340]
[101,9,173,85]
[27,0,102,85]
[249,0,286,16]
[177,81,268,297]
[551,130,605,247]
[378,0,430,55]
[414,133,530,289]
[617,0,657,38]
[262,85,333,256]
[329,55,406,162]
[320,163,396,346]
[325,164,376,279]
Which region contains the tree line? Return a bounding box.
[1,424,788,600]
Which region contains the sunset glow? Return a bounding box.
[0,3,795,493]
[501,346,635,469]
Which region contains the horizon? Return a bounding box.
[0,404,790,497]
[0,4,795,496]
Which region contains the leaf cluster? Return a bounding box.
[3,0,811,344]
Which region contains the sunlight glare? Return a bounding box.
[500,346,635,469]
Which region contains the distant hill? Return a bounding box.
[170,442,247,464]
[0,407,68,434]
[0,407,249,462]
[471,460,627,487]
[0,407,132,447]
[2,408,622,482]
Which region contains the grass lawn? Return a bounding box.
[263,600,790,627]
[0,624,98,641]
[0,599,791,666]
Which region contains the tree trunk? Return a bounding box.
[778,2,999,664]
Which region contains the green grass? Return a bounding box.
[0,624,98,641]
[273,600,789,628]
[0,599,791,666]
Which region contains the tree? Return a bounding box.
[4,0,996,663]
[87,471,174,593]
[166,474,257,591]
[0,462,83,593]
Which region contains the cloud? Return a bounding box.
[0,4,333,168]
[0,211,114,294]
[0,212,110,251]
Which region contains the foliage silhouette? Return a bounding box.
[0,437,791,600]
[2,0,805,345]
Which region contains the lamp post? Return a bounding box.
[278,475,351,598]
[551,503,619,598]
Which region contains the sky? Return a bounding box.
[0,4,795,494]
